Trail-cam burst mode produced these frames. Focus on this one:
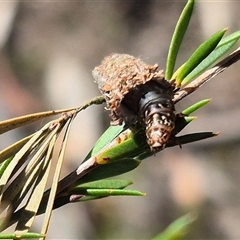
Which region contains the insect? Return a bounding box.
[92,53,177,152]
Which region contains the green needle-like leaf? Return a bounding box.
[182,31,240,85]
[181,99,211,115]
[74,187,145,202]
[84,125,124,160]
[85,188,145,197]
[0,232,44,239]
[165,0,195,79]
[0,158,12,178]
[152,213,197,240]
[73,179,133,190]
[70,189,145,202]
[137,131,216,160]
[93,130,147,165]
[69,179,145,200]
[173,28,227,85]
[173,132,218,146]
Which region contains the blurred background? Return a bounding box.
[0,1,240,239]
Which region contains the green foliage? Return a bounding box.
[152,213,197,240]
[0,0,239,238]
[0,232,44,239]
[181,31,240,85]
[173,28,227,85]
[165,0,195,79]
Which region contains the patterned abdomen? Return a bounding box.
[140,94,175,151]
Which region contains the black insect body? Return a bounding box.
[122,80,176,151]
[92,53,176,152]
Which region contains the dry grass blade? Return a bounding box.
[0,97,104,164]
[0,121,52,203]
[0,134,34,164]
[0,121,61,232]
[0,110,77,232]
[15,134,57,234]
[2,125,59,212]
[0,108,77,135]
[40,114,75,239]
[173,47,240,103]
[0,97,102,231]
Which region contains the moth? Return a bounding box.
[92,53,177,152]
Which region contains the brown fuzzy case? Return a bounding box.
[92,53,165,125]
